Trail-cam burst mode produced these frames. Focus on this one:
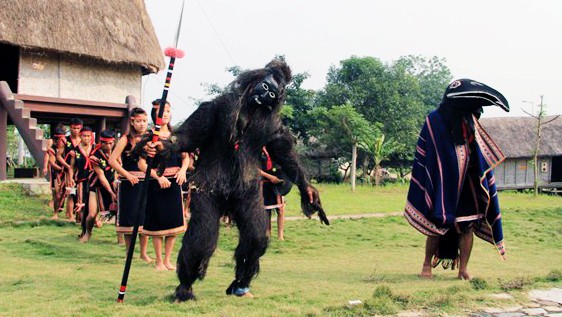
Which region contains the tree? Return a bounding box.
[316,55,452,172]
[309,104,375,191]
[283,71,317,140]
[359,133,399,186]
[393,55,453,113]
[523,96,560,196]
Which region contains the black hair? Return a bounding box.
[100,129,115,140]
[128,107,147,136]
[129,107,147,118]
[151,99,173,132]
[80,126,93,133]
[52,123,66,137]
[70,118,83,126]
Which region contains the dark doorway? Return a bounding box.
[551,156,562,182]
[0,43,19,92]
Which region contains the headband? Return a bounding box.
[100,137,115,142]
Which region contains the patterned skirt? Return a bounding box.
[116,176,145,234]
[142,177,186,237]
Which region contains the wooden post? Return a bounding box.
[0,105,7,180]
[121,96,137,136]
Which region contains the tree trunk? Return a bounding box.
[351,142,357,191]
[532,95,544,197]
[362,155,368,185]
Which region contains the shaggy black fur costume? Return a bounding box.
[141,60,329,301]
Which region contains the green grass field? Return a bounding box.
[0,183,561,316]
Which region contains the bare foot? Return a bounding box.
[51,214,59,220]
[79,233,91,243]
[458,271,471,280]
[420,264,433,279]
[140,255,153,263]
[239,292,254,298]
[278,236,284,241]
[155,263,167,271]
[164,263,176,271]
[95,218,103,228]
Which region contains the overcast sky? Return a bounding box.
[142,0,562,124]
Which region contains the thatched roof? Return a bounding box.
[0,0,164,73]
[480,116,562,158]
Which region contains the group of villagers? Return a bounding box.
[44,100,288,271]
[45,101,186,270]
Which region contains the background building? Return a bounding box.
[0,0,164,180]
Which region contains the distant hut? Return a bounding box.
[480,116,562,190]
[0,0,164,179]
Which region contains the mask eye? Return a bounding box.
[261,83,269,91]
[268,92,276,99]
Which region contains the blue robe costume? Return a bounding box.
[404,79,509,261]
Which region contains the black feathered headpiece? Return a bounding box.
[442,78,509,112]
[438,79,509,145]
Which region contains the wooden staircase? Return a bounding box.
[0,81,47,167]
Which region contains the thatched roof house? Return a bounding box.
[0,0,165,180]
[480,116,562,189]
[480,116,562,158]
[0,0,164,73]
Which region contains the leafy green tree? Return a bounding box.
[393,55,453,112]
[283,72,317,140]
[316,55,452,172]
[309,104,375,191]
[359,133,399,186]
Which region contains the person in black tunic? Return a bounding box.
[80,130,117,243]
[108,108,152,262]
[259,147,287,240]
[69,126,94,238]
[47,124,66,219]
[138,100,188,271]
[56,118,82,222]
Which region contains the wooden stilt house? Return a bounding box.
[0,0,164,180]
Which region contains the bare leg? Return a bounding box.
[277,207,285,241]
[79,192,98,243]
[139,234,152,263]
[66,194,75,222]
[421,235,439,278]
[124,234,132,252]
[153,237,166,270]
[117,233,125,245]
[164,236,177,270]
[458,229,474,280]
[51,188,59,219]
[266,211,272,237]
